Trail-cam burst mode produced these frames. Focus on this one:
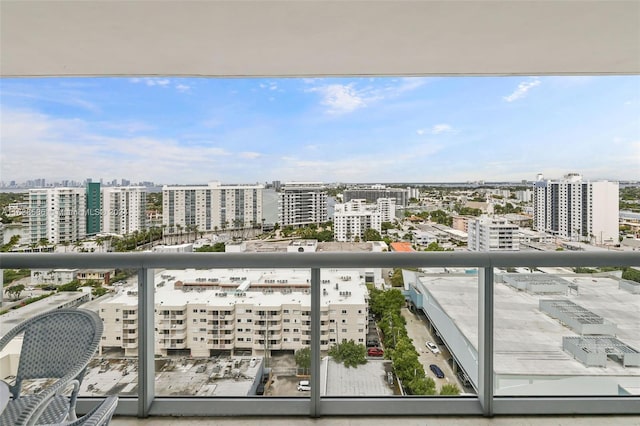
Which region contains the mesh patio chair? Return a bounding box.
[0,308,103,426]
[39,396,118,426]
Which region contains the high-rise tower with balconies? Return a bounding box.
[278,182,328,228]
[533,173,619,244]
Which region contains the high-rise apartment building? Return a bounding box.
[467,216,519,251]
[333,198,395,242]
[163,182,263,233]
[102,186,147,235]
[28,187,86,244]
[343,185,409,207]
[533,173,619,244]
[86,182,102,236]
[278,182,328,228]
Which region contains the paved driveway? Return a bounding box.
[401,307,466,393]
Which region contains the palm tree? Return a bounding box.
[176,224,183,243]
[95,236,105,252]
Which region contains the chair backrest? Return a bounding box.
[14,309,103,383]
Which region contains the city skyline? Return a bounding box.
[1,76,638,184]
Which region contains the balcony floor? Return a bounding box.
[111,415,640,425]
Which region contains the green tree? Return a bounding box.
[195,242,226,252]
[424,242,451,252]
[381,221,395,232]
[369,287,405,317]
[294,347,311,375]
[1,235,21,252]
[57,280,81,292]
[363,228,382,241]
[3,268,31,284]
[429,210,452,226]
[622,267,640,283]
[5,284,25,301]
[407,376,437,395]
[328,340,367,368]
[440,383,461,395]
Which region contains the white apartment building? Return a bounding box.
[278,182,328,228]
[163,182,264,233]
[102,186,147,235]
[533,173,619,244]
[28,187,86,244]
[515,189,533,203]
[467,216,519,251]
[333,199,395,242]
[99,268,368,357]
[343,185,409,207]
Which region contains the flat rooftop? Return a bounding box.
[80,356,262,397]
[102,268,367,308]
[0,291,89,336]
[321,358,396,396]
[413,274,640,378]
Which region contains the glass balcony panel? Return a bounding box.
[388,267,478,397]
[493,264,640,397]
[82,272,138,399]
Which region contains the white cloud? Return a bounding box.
[176,84,190,92]
[239,152,262,159]
[0,107,232,184]
[503,79,541,102]
[259,82,279,91]
[305,78,428,115]
[432,124,452,134]
[129,78,172,88]
[306,84,368,114]
[417,124,454,135]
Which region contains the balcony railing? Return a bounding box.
[0,251,638,419]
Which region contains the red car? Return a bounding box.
[367,347,384,357]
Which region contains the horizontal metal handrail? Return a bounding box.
[3,250,639,418]
[1,251,638,270]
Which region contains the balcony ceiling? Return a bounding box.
[0,0,639,77]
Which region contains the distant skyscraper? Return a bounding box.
[533,173,619,244]
[102,186,147,235]
[163,182,263,233]
[279,182,328,228]
[86,182,102,236]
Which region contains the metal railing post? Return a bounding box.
[138,267,155,417]
[478,266,494,416]
[310,267,321,418]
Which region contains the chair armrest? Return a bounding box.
[17,371,84,426]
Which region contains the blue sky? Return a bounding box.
[0,76,638,185]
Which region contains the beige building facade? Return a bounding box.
[99,268,368,357]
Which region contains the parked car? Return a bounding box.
[297,380,311,391]
[366,339,379,347]
[367,347,384,357]
[426,341,440,354]
[430,364,445,379]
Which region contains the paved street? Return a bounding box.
[401,307,466,393]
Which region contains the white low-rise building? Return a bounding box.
[99,268,368,357]
[31,268,77,286]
